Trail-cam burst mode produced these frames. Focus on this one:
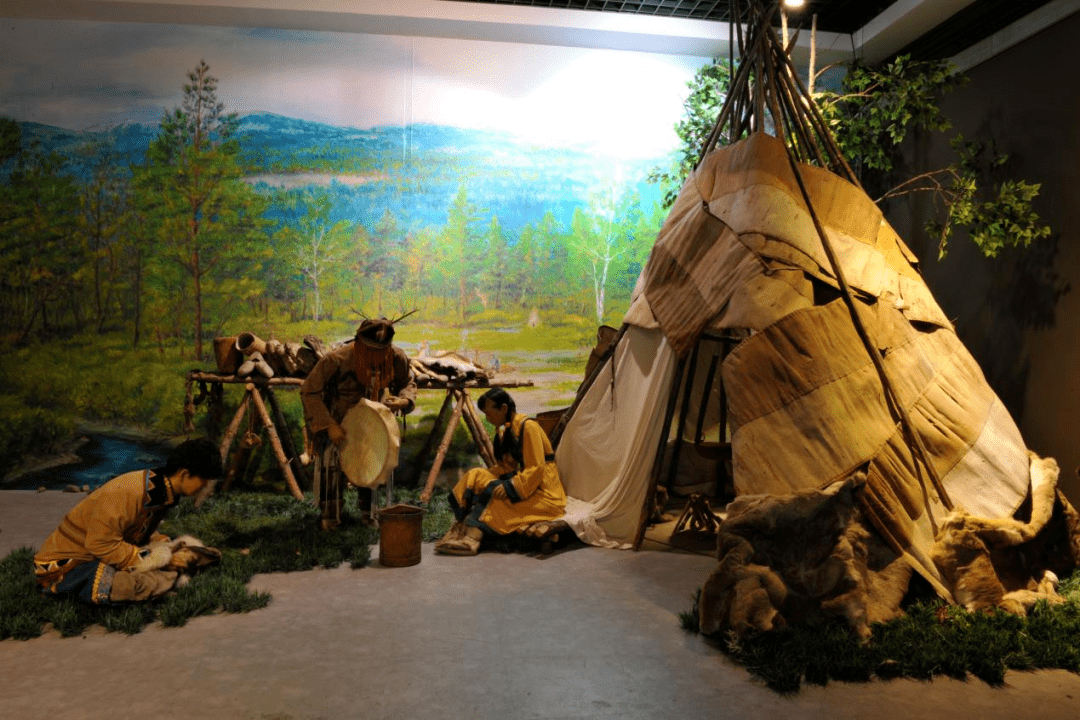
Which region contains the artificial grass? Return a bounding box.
[0,488,381,640]
[683,572,1080,692]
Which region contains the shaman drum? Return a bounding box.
[339,398,401,488]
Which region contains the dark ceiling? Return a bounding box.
[450,1,1059,61]
[450,1,893,35]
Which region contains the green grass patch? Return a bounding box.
[682,581,1080,692]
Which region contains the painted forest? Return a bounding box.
[0,61,672,474]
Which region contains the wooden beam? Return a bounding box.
[419,390,466,503]
[248,384,305,501]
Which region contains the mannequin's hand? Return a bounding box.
[382,396,410,412]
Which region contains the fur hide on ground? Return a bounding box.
[699,453,1080,641]
[930,454,1080,615]
[128,535,222,591]
[699,472,911,640]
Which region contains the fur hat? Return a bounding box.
[356,318,395,348]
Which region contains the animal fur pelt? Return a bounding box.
[411,353,490,383]
[130,535,223,591]
[699,471,911,640]
[930,453,1080,615]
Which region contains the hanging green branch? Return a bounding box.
[816,55,959,176]
[879,136,1051,259]
[818,55,1051,259]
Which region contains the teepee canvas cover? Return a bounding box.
[556,132,1030,594]
[554,1,1035,598]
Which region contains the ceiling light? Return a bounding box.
[784,0,806,8]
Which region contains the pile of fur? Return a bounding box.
[931,454,1080,615]
[410,352,491,386]
[106,535,222,602]
[699,472,910,640]
[698,454,1080,640]
[131,535,223,590]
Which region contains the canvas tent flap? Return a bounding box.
[638,218,817,349]
[555,326,677,548]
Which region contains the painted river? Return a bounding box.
[2,434,170,491]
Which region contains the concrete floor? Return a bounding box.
[3,491,1080,720]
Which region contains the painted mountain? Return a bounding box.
[14,112,669,234]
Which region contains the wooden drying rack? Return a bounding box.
[183,370,533,503]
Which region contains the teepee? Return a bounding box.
[551,0,1058,606]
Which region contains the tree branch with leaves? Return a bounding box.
[655,53,1052,261]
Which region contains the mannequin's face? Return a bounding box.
[170,469,213,497]
[482,402,510,427]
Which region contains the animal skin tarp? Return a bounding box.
[557,132,1034,598]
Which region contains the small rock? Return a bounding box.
[64,484,81,493]
[81,484,90,492]
[37,486,47,493]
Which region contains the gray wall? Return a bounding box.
[888,10,1080,501]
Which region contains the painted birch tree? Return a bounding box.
[570,183,628,325]
[281,189,351,321]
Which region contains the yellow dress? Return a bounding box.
[450,412,566,535]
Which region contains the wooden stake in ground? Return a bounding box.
[248,384,305,501]
[420,390,466,502]
[460,389,496,467]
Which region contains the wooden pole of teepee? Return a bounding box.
[633,354,689,550]
[548,322,630,448]
[769,47,825,167]
[733,0,746,144]
[700,2,775,163]
[666,341,701,492]
[694,352,721,445]
[768,29,861,186]
[728,6,735,144]
[764,31,825,168]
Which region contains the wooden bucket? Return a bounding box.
[378,504,424,567]
[213,336,242,374]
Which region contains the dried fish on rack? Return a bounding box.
[411,352,492,387]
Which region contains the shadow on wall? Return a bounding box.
[887,194,1070,429]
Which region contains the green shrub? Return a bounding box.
[0,396,77,475]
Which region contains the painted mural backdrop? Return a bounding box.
[1,19,708,359]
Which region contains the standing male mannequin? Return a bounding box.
[301,318,416,529]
